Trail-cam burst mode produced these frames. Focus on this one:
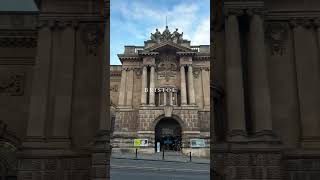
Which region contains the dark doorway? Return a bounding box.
[155,118,182,151]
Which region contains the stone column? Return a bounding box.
[187,65,196,105]
[118,68,127,106]
[316,19,320,54]
[180,65,187,105]
[225,9,247,140]
[164,91,167,105]
[290,19,320,148]
[149,65,155,105]
[170,91,173,105]
[126,68,134,107]
[201,68,210,109]
[248,9,274,137]
[140,66,147,105]
[51,22,76,145]
[24,22,52,145]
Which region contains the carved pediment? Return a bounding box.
[143,41,191,52]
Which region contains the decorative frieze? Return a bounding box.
[0,31,37,48]
[82,23,103,56]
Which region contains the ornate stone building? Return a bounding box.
[0,0,319,180]
[110,26,210,156]
[211,0,320,179]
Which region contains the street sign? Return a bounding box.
[190,139,206,148]
[134,139,148,147]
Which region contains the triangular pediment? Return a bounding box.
[143,41,192,52]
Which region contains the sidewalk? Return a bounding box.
[111,151,210,164]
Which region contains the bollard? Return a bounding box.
[162,149,165,160]
[189,152,192,162]
[135,148,138,159]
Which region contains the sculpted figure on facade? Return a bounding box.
[172,28,183,43]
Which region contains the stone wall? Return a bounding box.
[114,110,138,132]
[18,156,91,180]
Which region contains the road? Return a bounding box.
[111,158,209,180]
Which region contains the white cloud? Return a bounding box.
[191,16,210,45]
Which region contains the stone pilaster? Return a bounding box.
[315,19,320,54]
[50,22,77,147]
[149,65,155,105]
[118,68,127,106]
[180,65,187,105]
[187,64,196,105]
[290,19,320,148]
[225,9,247,141]
[248,9,274,139]
[24,21,52,146]
[126,68,134,107]
[140,65,148,105]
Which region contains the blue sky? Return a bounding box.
[110,0,210,65]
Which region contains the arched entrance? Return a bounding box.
[154,117,182,151]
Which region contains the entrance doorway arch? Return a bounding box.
[154,117,182,152]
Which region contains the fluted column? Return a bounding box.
[225,9,247,140]
[187,65,196,105]
[51,23,76,145]
[140,66,147,105]
[290,19,320,148]
[180,65,187,105]
[126,68,134,107]
[248,9,274,137]
[149,65,155,105]
[201,68,210,108]
[118,68,127,106]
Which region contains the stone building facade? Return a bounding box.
[110,26,210,156]
[0,0,319,180]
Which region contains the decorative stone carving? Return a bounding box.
[0,72,25,96]
[157,56,177,81]
[150,26,184,43]
[193,69,201,78]
[246,8,267,17]
[224,8,244,17]
[266,22,288,56]
[164,105,173,117]
[289,19,313,29]
[110,85,118,92]
[0,31,37,48]
[82,24,103,56]
[134,68,142,78]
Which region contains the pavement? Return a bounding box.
[111,153,210,180]
[111,151,210,164]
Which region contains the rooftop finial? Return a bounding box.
[166,16,168,27]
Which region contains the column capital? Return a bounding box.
[224,8,244,17]
[313,18,320,29]
[246,8,267,17]
[289,19,313,29]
